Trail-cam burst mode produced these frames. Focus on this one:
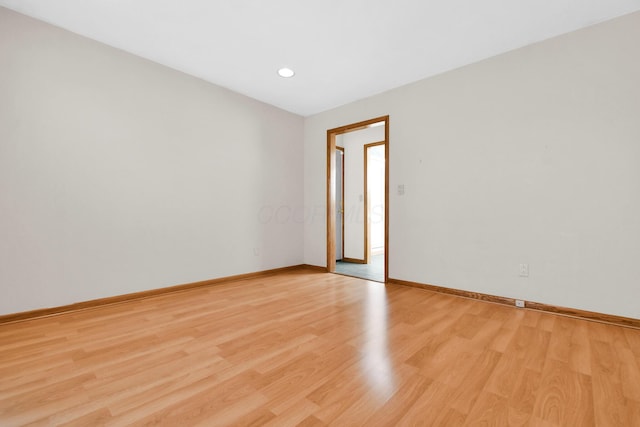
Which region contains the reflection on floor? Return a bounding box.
[335,253,384,282]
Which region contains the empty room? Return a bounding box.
[1,1,639,425]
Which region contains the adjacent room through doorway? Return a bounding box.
[327,117,388,283]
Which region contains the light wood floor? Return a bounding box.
[1,269,639,426]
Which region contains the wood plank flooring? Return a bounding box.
[1,269,639,426]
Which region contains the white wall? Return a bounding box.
[337,127,385,260]
[0,7,304,315]
[304,12,640,319]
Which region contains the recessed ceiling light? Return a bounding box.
[277,67,295,78]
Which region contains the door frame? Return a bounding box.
[326,115,389,282]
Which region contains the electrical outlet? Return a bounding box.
[519,263,529,277]
[515,299,525,308]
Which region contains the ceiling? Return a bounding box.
[1,1,639,116]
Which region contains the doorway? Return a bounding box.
[335,147,344,261]
[365,141,385,261]
[327,116,389,282]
